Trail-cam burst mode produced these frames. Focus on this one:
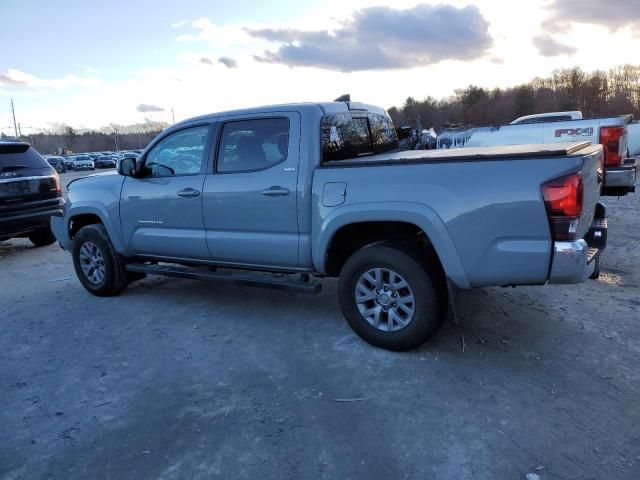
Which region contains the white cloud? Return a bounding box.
[171,19,188,28]
[248,4,492,72]
[533,34,577,57]
[176,17,253,46]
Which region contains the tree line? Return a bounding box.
[0,119,169,154]
[388,64,640,131]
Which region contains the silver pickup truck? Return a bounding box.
[437,111,637,197]
[52,101,608,351]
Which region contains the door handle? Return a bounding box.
[177,188,201,198]
[261,186,290,197]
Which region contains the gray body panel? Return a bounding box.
[202,111,302,268]
[52,102,603,290]
[313,144,602,287]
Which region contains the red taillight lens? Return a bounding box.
[541,173,583,240]
[53,172,62,193]
[599,126,625,166]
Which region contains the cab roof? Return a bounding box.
[175,101,388,127]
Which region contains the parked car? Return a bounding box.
[1,142,64,246]
[115,152,138,170]
[46,156,66,173]
[63,155,76,170]
[95,155,116,169]
[73,155,95,171]
[52,100,608,351]
[437,111,636,196]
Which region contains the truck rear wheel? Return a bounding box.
[72,224,128,297]
[338,244,443,351]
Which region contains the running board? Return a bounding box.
[125,263,322,294]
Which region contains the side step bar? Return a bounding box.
[125,263,322,294]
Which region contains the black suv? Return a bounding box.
[0,142,64,246]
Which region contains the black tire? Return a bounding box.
[338,244,444,351]
[28,226,57,247]
[72,224,128,296]
[126,271,147,284]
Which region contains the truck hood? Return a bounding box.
[67,170,119,189]
[67,171,125,194]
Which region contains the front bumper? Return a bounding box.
[50,215,73,251]
[548,204,607,284]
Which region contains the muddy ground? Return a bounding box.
[1,171,639,479]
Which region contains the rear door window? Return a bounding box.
[217,118,290,173]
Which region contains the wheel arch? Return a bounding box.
[66,203,125,252]
[314,202,470,289]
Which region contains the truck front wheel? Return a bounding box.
[72,224,128,297]
[338,244,443,351]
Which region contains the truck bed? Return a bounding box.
[323,142,595,167]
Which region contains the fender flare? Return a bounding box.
[314,202,470,289]
[65,202,126,252]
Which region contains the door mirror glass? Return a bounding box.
[118,157,136,176]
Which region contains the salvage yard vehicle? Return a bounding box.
[45,156,66,173]
[438,111,637,197]
[72,155,95,171]
[1,142,63,247]
[94,155,116,169]
[63,155,76,170]
[52,101,608,351]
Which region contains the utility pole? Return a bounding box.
[114,128,120,151]
[10,98,19,139]
[171,107,175,124]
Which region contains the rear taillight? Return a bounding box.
[53,172,61,193]
[599,126,625,166]
[541,172,583,241]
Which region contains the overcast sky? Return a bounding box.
[1,0,639,132]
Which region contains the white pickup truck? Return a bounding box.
[628,122,640,157]
[438,111,637,196]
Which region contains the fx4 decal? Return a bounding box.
[555,127,594,138]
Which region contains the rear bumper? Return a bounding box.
[0,200,64,239]
[603,159,637,196]
[548,240,596,284]
[548,204,607,284]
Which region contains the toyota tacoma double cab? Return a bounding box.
[1,142,63,247]
[52,101,608,351]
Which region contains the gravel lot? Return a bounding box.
[1,170,639,480]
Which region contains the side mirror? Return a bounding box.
[118,157,136,176]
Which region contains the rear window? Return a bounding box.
[75,155,91,161]
[322,113,399,162]
[0,144,50,171]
